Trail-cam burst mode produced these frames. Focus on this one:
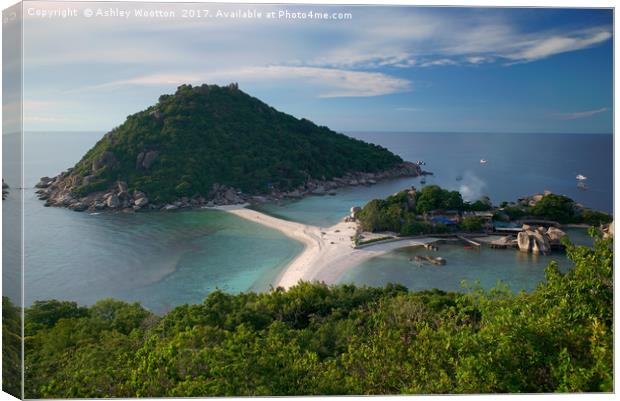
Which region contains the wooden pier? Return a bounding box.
[517,219,561,228]
[457,235,481,247]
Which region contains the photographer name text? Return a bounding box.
[26,7,352,21]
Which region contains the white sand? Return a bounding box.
[215,204,439,289]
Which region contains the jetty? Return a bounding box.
[457,235,481,248]
[495,227,523,234]
[517,219,561,228]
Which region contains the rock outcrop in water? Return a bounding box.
[37,162,427,212]
[2,179,9,200]
[517,224,567,254]
[36,83,429,212]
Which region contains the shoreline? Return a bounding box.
[36,162,430,213]
[214,204,440,289]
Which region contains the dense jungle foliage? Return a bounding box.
[2,296,21,398]
[69,84,403,202]
[2,230,611,397]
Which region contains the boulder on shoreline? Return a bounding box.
[36,160,427,213]
[2,179,9,200]
[517,225,566,254]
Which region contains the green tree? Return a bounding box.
[415,186,464,214]
[2,297,22,398]
[459,216,483,232]
[530,194,576,223]
[23,232,613,396]
[25,299,88,336]
[580,209,613,226]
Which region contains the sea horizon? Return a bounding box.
[11,129,614,135]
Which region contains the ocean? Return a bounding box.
[2,131,612,312]
[254,132,613,227]
[4,132,303,312]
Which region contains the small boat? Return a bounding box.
[420,177,427,185]
[480,159,488,165]
[576,174,587,181]
[456,175,463,181]
[415,160,426,166]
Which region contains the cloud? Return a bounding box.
[303,11,612,70]
[503,29,612,64]
[22,5,612,77]
[307,51,417,70]
[84,73,204,89]
[418,58,458,68]
[18,5,612,133]
[78,66,412,98]
[553,107,609,120]
[466,56,493,65]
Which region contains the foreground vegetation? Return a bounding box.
[2,231,612,396]
[2,296,21,398]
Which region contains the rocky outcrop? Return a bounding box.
[136,150,159,170]
[106,194,120,209]
[517,231,531,252]
[491,236,516,247]
[517,225,567,254]
[149,110,163,121]
[546,226,567,243]
[2,179,9,200]
[92,151,118,173]
[134,196,149,208]
[35,161,429,213]
[518,190,552,207]
[35,177,53,189]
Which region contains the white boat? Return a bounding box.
[480,159,488,165]
[576,174,587,181]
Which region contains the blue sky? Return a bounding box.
[15,2,613,133]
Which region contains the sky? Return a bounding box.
[10,2,614,134]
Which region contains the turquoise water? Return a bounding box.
[23,206,302,313]
[340,228,594,293]
[5,132,303,313]
[3,131,611,312]
[251,176,421,227]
